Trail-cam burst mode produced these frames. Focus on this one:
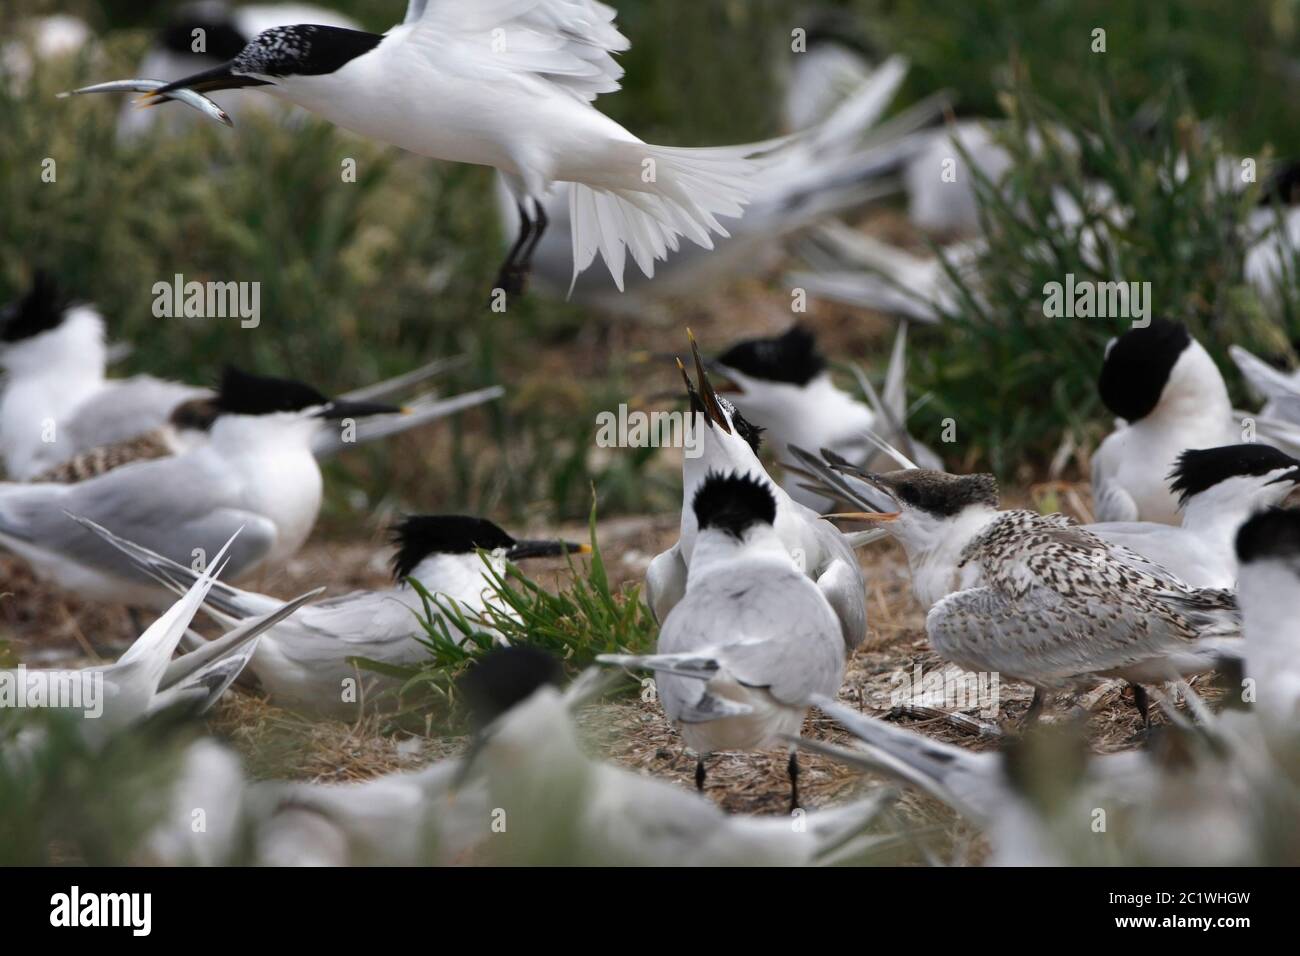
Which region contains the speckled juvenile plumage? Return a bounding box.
[30,428,175,483]
[928,509,1241,688]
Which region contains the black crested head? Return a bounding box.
[1,270,68,344]
[233,24,383,78]
[459,646,564,731]
[213,365,328,416]
[1097,318,1193,422]
[873,469,1000,516]
[692,471,777,538]
[717,397,764,453]
[160,6,249,61]
[714,325,826,386]
[1236,507,1300,564]
[389,515,516,580]
[1168,444,1300,505]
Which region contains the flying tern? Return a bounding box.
[78,513,589,717]
[600,472,846,808]
[85,1,772,297]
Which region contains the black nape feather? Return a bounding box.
[714,325,826,387]
[459,646,564,731]
[1097,318,1192,422]
[692,471,777,538]
[717,397,764,453]
[1236,507,1300,564]
[388,515,516,580]
[1168,444,1299,505]
[0,270,67,343]
[234,24,383,78]
[876,469,1000,516]
[213,365,328,416]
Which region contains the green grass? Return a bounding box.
[354,499,657,721]
[903,77,1296,476]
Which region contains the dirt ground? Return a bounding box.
[1,479,1181,864]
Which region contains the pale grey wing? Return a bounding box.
[1085,523,1227,588]
[1229,344,1300,421]
[310,387,503,460]
[657,571,843,715]
[1089,448,1138,522]
[811,520,867,649]
[336,355,467,402]
[63,376,209,452]
[804,695,1005,824]
[411,0,629,103]
[270,592,429,667]
[644,542,687,624]
[403,0,430,25]
[0,459,276,584]
[927,585,1198,686]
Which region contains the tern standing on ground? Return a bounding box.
[112,1,765,296]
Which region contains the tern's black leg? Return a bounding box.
[1131,682,1151,729]
[519,201,549,273]
[1020,688,1045,728]
[492,203,533,298]
[694,756,707,792]
[788,750,801,812]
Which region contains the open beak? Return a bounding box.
[685,329,732,433]
[823,511,901,522]
[138,63,270,105]
[505,540,591,561]
[317,398,408,421]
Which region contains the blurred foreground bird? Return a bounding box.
[452,647,900,865]
[0,367,410,606]
[78,513,588,717]
[1,531,320,747]
[83,1,770,297]
[646,331,870,653]
[600,472,846,808]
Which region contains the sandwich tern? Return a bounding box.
[2,531,320,746]
[0,367,404,606]
[1091,318,1240,524]
[709,323,941,510]
[1088,443,1300,589]
[78,513,589,717]
[0,272,487,480]
[91,1,773,297]
[600,472,847,808]
[791,449,1243,721]
[496,56,950,311]
[1235,507,1300,727]
[646,332,868,653]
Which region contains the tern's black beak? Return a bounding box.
[1268,465,1300,486]
[505,539,591,561]
[317,398,407,421]
[145,63,270,102]
[688,330,733,433]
